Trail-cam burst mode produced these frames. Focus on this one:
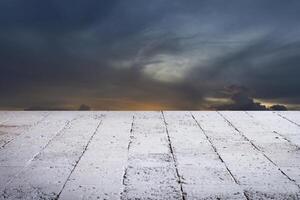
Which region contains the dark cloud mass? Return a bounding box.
[214,85,287,110]
[0,0,300,110]
[215,85,267,110]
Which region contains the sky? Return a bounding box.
[0,0,300,110]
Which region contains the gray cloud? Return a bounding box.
[214,85,267,110]
[187,38,300,103]
[0,0,300,109]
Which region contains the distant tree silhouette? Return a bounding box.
[24,106,68,111]
[269,104,287,111]
[78,104,91,111]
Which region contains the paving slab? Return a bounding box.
[0,111,299,200]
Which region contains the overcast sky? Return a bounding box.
[1,0,300,110]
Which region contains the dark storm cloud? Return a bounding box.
[187,38,300,104]
[0,0,300,109]
[212,85,288,110]
[214,85,268,110]
[0,0,118,30]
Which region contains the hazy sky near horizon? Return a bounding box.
[1,0,300,110]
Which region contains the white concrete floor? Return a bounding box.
[0,111,300,199]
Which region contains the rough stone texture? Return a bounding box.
[0,111,300,200]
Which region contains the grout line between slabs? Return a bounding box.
[275,111,300,127]
[2,114,77,198]
[272,130,300,149]
[245,111,300,149]
[217,111,300,190]
[55,115,104,200]
[0,112,52,150]
[161,111,186,200]
[120,114,135,198]
[190,112,250,200]
[0,112,11,126]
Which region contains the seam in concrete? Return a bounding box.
[0,112,11,126]
[272,130,300,149]
[0,112,52,149]
[245,111,300,149]
[55,116,104,200]
[161,111,186,200]
[191,112,250,200]
[2,115,77,198]
[275,112,300,127]
[218,111,300,190]
[244,111,254,119]
[120,114,135,199]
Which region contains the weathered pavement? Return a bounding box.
[0,111,300,200]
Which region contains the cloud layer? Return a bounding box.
[0,0,300,109]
